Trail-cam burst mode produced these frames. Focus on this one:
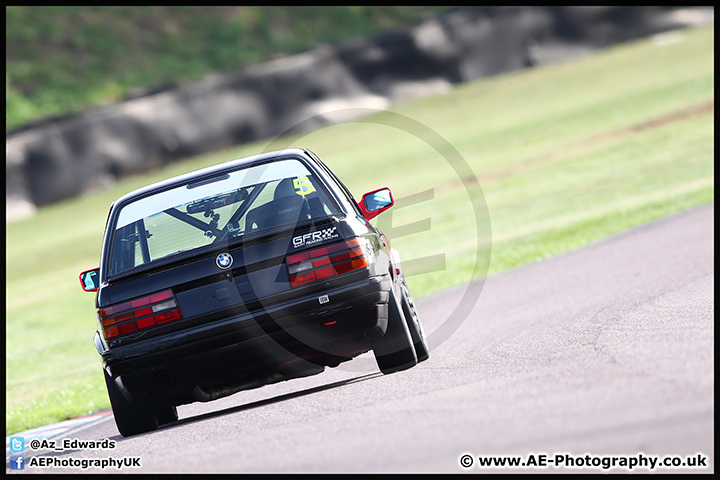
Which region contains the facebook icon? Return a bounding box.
[10,455,25,470]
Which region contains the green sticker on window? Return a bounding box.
[293,177,315,196]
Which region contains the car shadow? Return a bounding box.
[158,371,383,431]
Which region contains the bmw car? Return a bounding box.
[79,148,428,437]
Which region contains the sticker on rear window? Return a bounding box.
[293,177,315,196]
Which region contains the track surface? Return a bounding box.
[9,203,714,474]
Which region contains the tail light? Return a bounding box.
[287,238,369,287]
[99,289,183,339]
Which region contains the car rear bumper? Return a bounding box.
[100,273,391,404]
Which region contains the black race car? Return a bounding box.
[79,148,428,437]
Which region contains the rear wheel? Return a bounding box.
[400,278,429,362]
[372,287,418,374]
[104,369,158,437]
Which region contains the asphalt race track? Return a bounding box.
[9,202,714,474]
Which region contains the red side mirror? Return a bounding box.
[358,187,394,220]
[79,268,100,292]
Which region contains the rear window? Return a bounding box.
[108,159,338,277]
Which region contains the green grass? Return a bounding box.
[5,25,714,435]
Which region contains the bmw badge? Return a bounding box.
[216,253,233,269]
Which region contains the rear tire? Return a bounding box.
[400,278,429,363]
[104,369,158,437]
[372,287,418,374]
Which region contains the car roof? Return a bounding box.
[111,148,314,208]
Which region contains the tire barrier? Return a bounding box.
[5,6,713,221]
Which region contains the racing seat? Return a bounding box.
[246,178,310,232]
